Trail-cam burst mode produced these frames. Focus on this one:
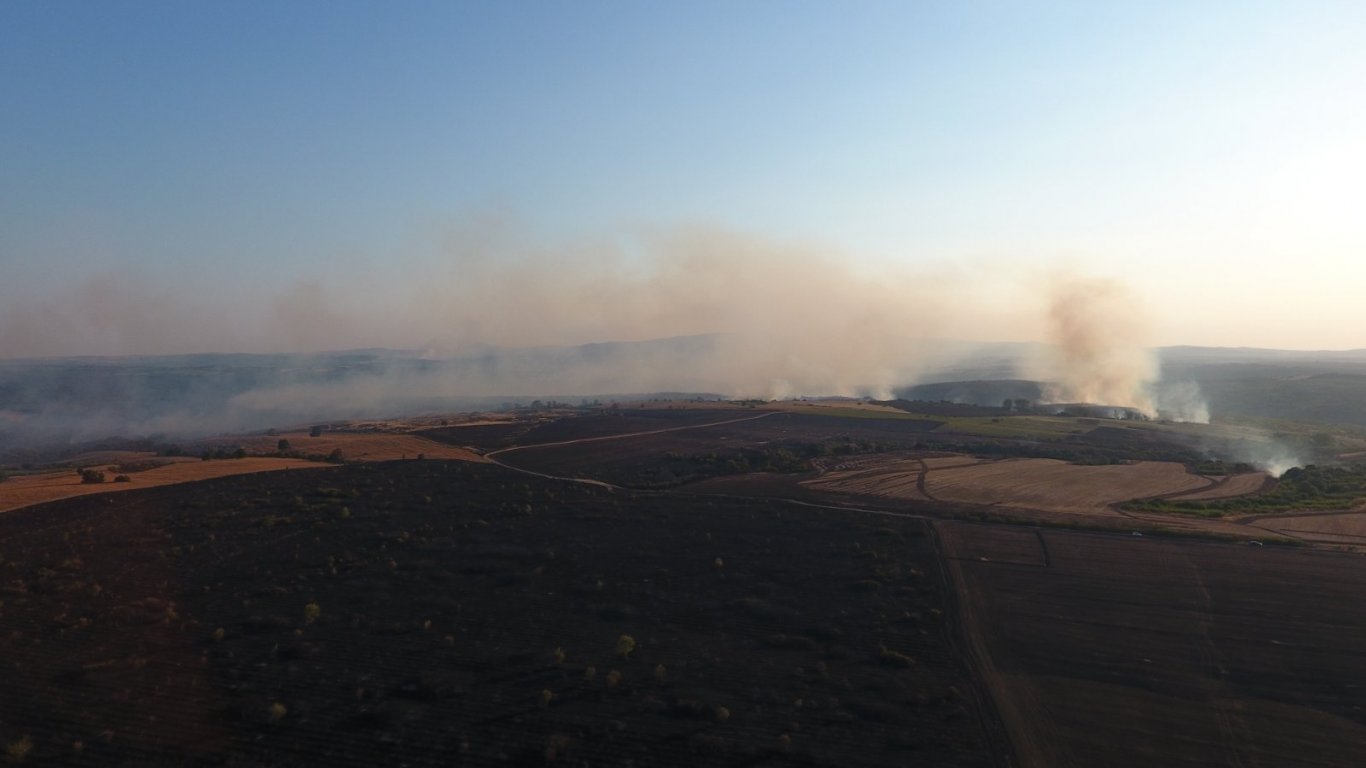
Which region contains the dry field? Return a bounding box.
[3,433,486,515]
[0,457,319,513]
[1247,510,1366,545]
[928,459,1213,513]
[1163,472,1271,501]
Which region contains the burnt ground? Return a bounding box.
[939,522,1366,767]
[7,407,1366,766]
[437,408,1208,491]
[0,460,1000,767]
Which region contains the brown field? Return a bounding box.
[225,431,489,463]
[1164,472,1271,501]
[922,455,990,469]
[1247,510,1366,545]
[927,459,1211,514]
[0,457,319,513]
[805,457,935,500]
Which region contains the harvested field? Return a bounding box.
[922,455,990,469]
[1248,510,1366,545]
[805,458,933,500]
[0,457,319,513]
[939,522,1366,767]
[1164,472,1271,501]
[926,459,1208,514]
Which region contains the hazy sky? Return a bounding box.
[3,1,1364,356]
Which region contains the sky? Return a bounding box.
[2,0,1365,357]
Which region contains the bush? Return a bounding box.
[5,735,34,761]
[79,468,106,484]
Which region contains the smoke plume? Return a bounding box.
[1026,277,1158,413]
[0,224,1003,400]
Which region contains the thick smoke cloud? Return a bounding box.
[1030,277,1159,413]
[1,224,992,399]
[0,221,1228,453]
[1025,276,1210,423]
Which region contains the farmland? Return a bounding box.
[5,400,1366,765]
[0,457,321,514]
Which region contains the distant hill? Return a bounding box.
[8,338,1366,459]
[894,379,1044,406]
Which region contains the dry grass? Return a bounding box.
[1254,511,1366,544]
[1164,472,1270,501]
[0,457,320,514]
[921,456,988,470]
[926,459,1209,514]
[805,458,931,499]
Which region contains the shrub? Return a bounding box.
[304,602,321,625]
[616,635,636,659]
[5,735,34,761]
[113,475,131,483]
[79,469,105,484]
[277,439,291,452]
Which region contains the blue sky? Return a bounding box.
[3,1,1364,354]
